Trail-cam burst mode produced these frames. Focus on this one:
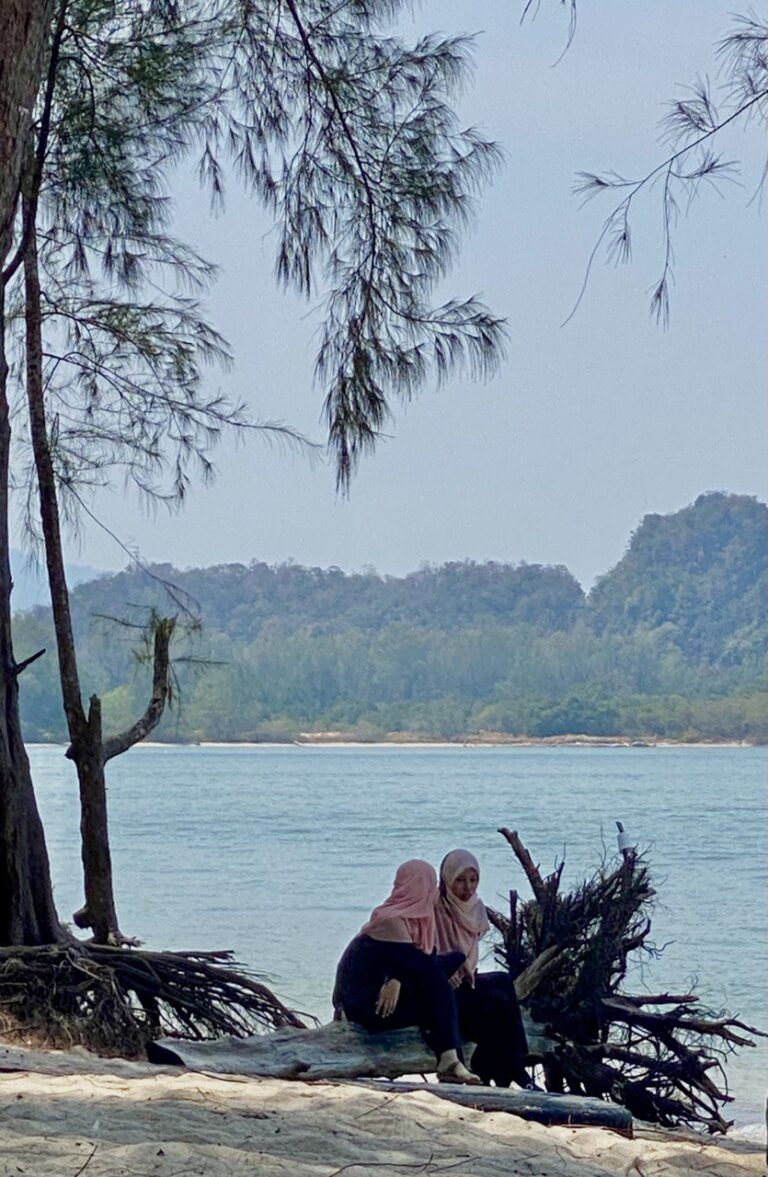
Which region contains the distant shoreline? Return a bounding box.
[288,733,758,749]
[27,735,761,750]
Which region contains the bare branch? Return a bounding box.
[12,647,46,676]
[102,615,176,761]
[563,10,767,323]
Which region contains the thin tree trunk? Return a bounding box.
[0,301,63,943]
[0,0,63,947]
[24,193,177,942]
[70,699,123,941]
[23,187,124,943]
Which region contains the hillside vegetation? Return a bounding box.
[14,493,767,743]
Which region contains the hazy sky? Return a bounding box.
[18,1,766,590]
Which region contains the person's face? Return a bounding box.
[450,867,479,902]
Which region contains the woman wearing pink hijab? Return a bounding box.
[333,859,481,1083]
[435,849,531,1088]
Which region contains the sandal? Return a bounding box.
[436,1060,483,1085]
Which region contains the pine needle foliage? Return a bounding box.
[565,10,768,325]
[10,0,506,508]
[202,0,507,486]
[8,0,308,528]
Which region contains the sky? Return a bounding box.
[16,0,766,591]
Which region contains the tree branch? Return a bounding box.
[102,616,176,762]
[498,827,548,902]
[12,647,46,676]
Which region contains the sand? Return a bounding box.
[0,1049,764,1177]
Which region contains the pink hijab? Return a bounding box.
[434,849,490,985]
[360,860,438,954]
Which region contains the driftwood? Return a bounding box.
[0,1041,180,1078]
[152,1019,631,1134]
[156,1019,437,1079]
[355,1080,633,1135]
[0,943,302,1054]
[0,1035,633,1137]
[153,1015,551,1079]
[490,826,767,1135]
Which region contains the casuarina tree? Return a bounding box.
[0,0,64,946]
[2,0,506,960]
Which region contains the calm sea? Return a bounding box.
[28,744,767,1131]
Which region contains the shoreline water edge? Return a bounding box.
[26,734,763,749]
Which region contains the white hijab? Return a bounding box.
[434,849,490,985]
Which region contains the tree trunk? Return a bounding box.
[0,0,63,947]
[24,169,177,944]
[0,470,62,943]
[70,699,122,942]
[0,0,56,263]
[0,276,63,945]
[22,196,122,942]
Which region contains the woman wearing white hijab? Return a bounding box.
[435,849,490,987]
[435,849,531,1088]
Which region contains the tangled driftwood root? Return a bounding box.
[0,943,304,1055]
[488,827,766,1135]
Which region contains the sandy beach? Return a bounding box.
[137,736,756,749]
[0,1049,764,1177]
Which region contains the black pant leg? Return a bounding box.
[458,972,529,1086]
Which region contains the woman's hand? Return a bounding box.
[375,978,401,1017]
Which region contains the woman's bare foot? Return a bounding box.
[436,1059,483,1085]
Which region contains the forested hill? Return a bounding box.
[589,493,766,662]
[56,557,586,637]
[14,492,767,743]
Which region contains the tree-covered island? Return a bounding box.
[15,491,767,745]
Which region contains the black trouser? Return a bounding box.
[345,951,463,1057]
[455,971,530,1086]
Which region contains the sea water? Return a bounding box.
[28,743,767,1131]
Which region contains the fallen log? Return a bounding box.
[151,1018,631,1135]
[152,1014,553,1079]
[354,1079,633,1136]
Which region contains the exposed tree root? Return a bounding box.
[0,943,304,1056]
[489,827,766,1135]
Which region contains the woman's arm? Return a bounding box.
[366,920,415,1017]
